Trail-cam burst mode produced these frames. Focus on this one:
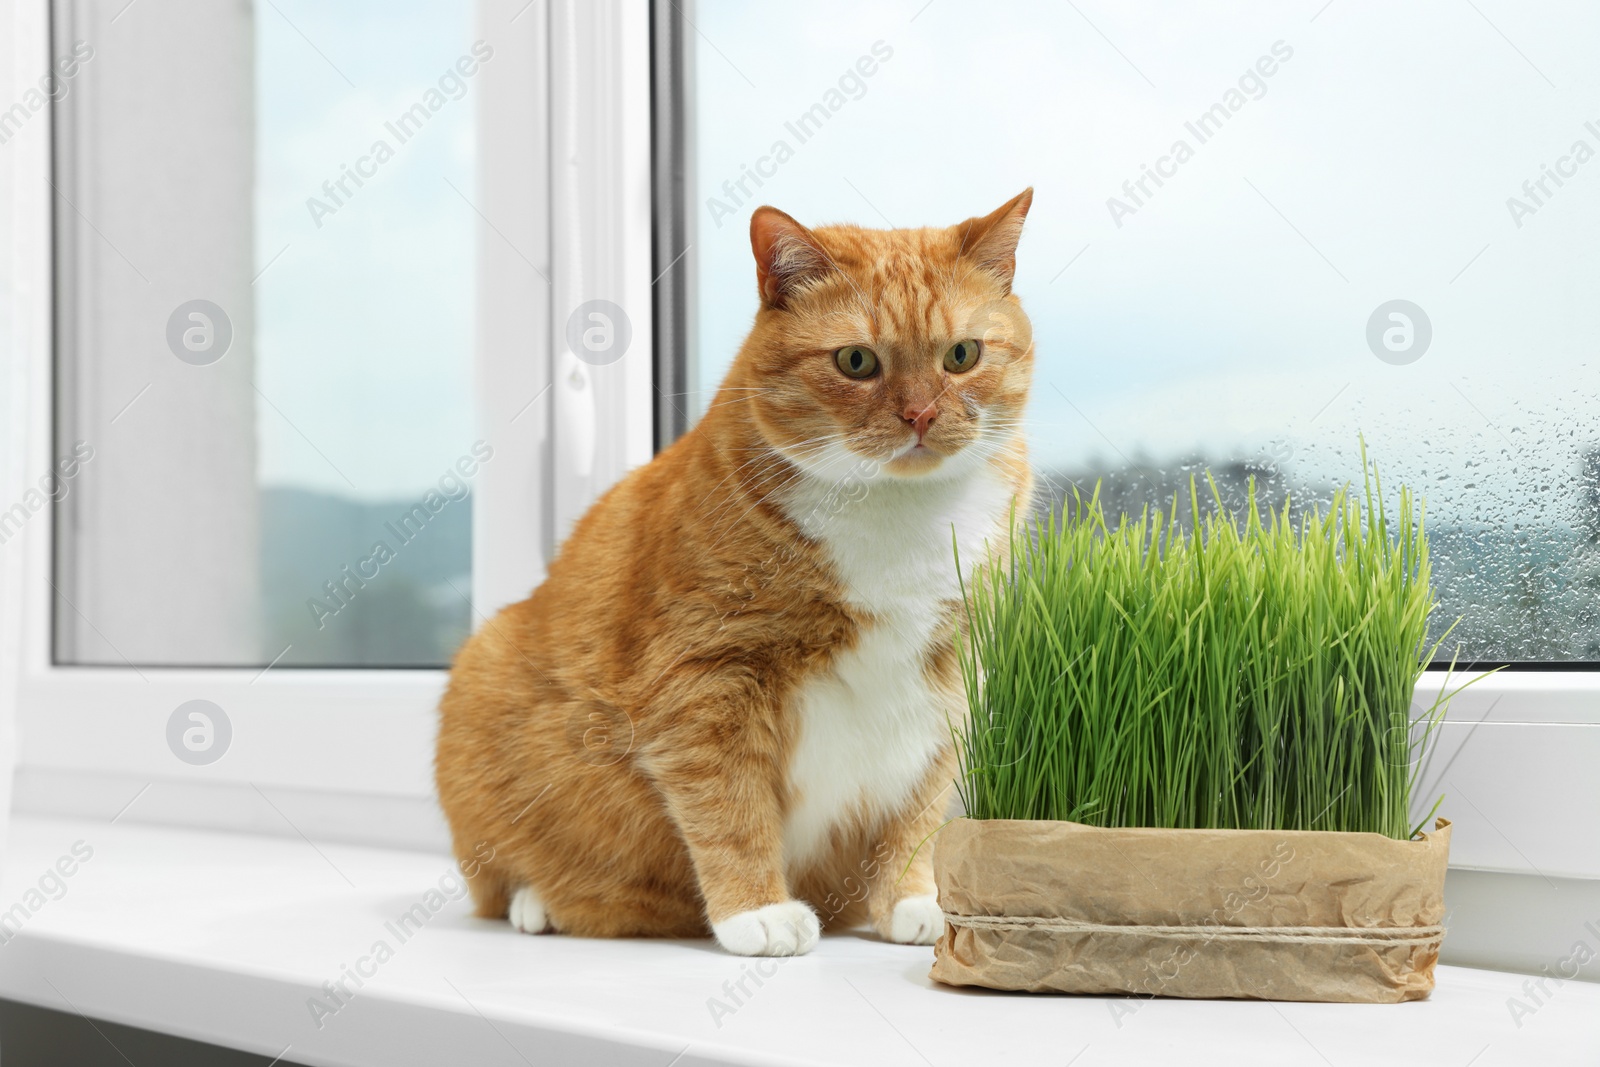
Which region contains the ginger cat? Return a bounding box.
[436,190,1035,956]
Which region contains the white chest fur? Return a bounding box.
[778,463,1017,871]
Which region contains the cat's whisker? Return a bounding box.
[701,435,856,529]
[693,419,854,509]
[695,448,791,511]
[700,428,851,518]
[708,394,768,409]
[705,388,779,411]
[701,462,798,529]
[661,386,765,399]
[714,462,820,536]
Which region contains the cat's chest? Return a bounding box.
[777,468,1015,869]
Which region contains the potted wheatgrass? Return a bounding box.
[934,453,1475,1003]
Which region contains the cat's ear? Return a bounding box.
[957,187,1033,293]
[750,206,832,308]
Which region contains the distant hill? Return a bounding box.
[256,447,1600,669]
[259,486,472,667]
[1033,455,1302,530]
[1035,456,1600,665]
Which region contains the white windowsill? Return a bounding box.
[0,816,1595,1067]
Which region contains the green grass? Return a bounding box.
[955,446,1476,840]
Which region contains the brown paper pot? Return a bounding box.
[931,817,1451,1003]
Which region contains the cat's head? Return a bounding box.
[734,190,1034,482]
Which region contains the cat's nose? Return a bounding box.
[901,402,938,442]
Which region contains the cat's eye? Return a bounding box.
[943,340,981,374]
[835,345,879,379]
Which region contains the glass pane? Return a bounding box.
[53,0,477,667]
[684,0,1600,664]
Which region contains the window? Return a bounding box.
[51,0,481,668]
[2,0,1593,953]
[662,2,1600,944]
[7,0,649,827]
[683,0,1600,666]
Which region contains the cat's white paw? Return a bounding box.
[712,901,821,957]
[508,885,553,934]
[885,894,944,945]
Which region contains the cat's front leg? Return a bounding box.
[866,749,959,946]
[639,708,819,958]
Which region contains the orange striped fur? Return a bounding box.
[436,190,1036,955]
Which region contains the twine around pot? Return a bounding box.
[943,913,1446,948]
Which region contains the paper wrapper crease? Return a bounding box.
[931,817,1451,1002]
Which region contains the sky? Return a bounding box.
[253,0,475,502]
[690,0,1600,534]
[244,0,1600,541]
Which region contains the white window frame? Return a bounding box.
[4,0,1597,974]
[3,0,653,846]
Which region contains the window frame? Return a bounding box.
[6,0,1598,895]
[650,0,694,450]
[5,0,654,835]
